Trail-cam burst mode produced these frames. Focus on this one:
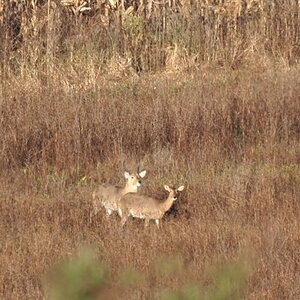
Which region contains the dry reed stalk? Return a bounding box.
[1,0,299,71]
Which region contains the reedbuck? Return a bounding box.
[119,185,185,228]
[90,167,147,223]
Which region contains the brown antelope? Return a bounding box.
[90,167,147,223]
[119,185,185,228]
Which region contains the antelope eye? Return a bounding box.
[131,176,134,179]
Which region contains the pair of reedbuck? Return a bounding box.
[90,165,184,229]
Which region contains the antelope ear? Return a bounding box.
[164,185,171,192]
[139,170,147,178]
[177,186,185,192]
[124,171,131,179]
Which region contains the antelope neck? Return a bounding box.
[159,193,175,212]
[122,184,137,195]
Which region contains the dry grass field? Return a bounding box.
[1,1,300,299]
[1,67,299,299]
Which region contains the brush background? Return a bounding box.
[1,1,300,299]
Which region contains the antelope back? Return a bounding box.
[121,185,185,215]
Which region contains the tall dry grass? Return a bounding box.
[1,66,299,180]
[1,0,300,73]
[0,1,300,299]
[0,65,300,299]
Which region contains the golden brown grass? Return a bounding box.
[1,1,300,299]
[1,65,300,299]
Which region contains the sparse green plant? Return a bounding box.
[47,249,249,300]
[47,249,106,300]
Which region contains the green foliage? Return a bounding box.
[47,249,249,300]
[119,266,146,286]
[160,284,202,300]
[160,262,249,300]
[154,254,184,277]
[47,249,106,300]
[123,14,144,43]
[208,263,249,300]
